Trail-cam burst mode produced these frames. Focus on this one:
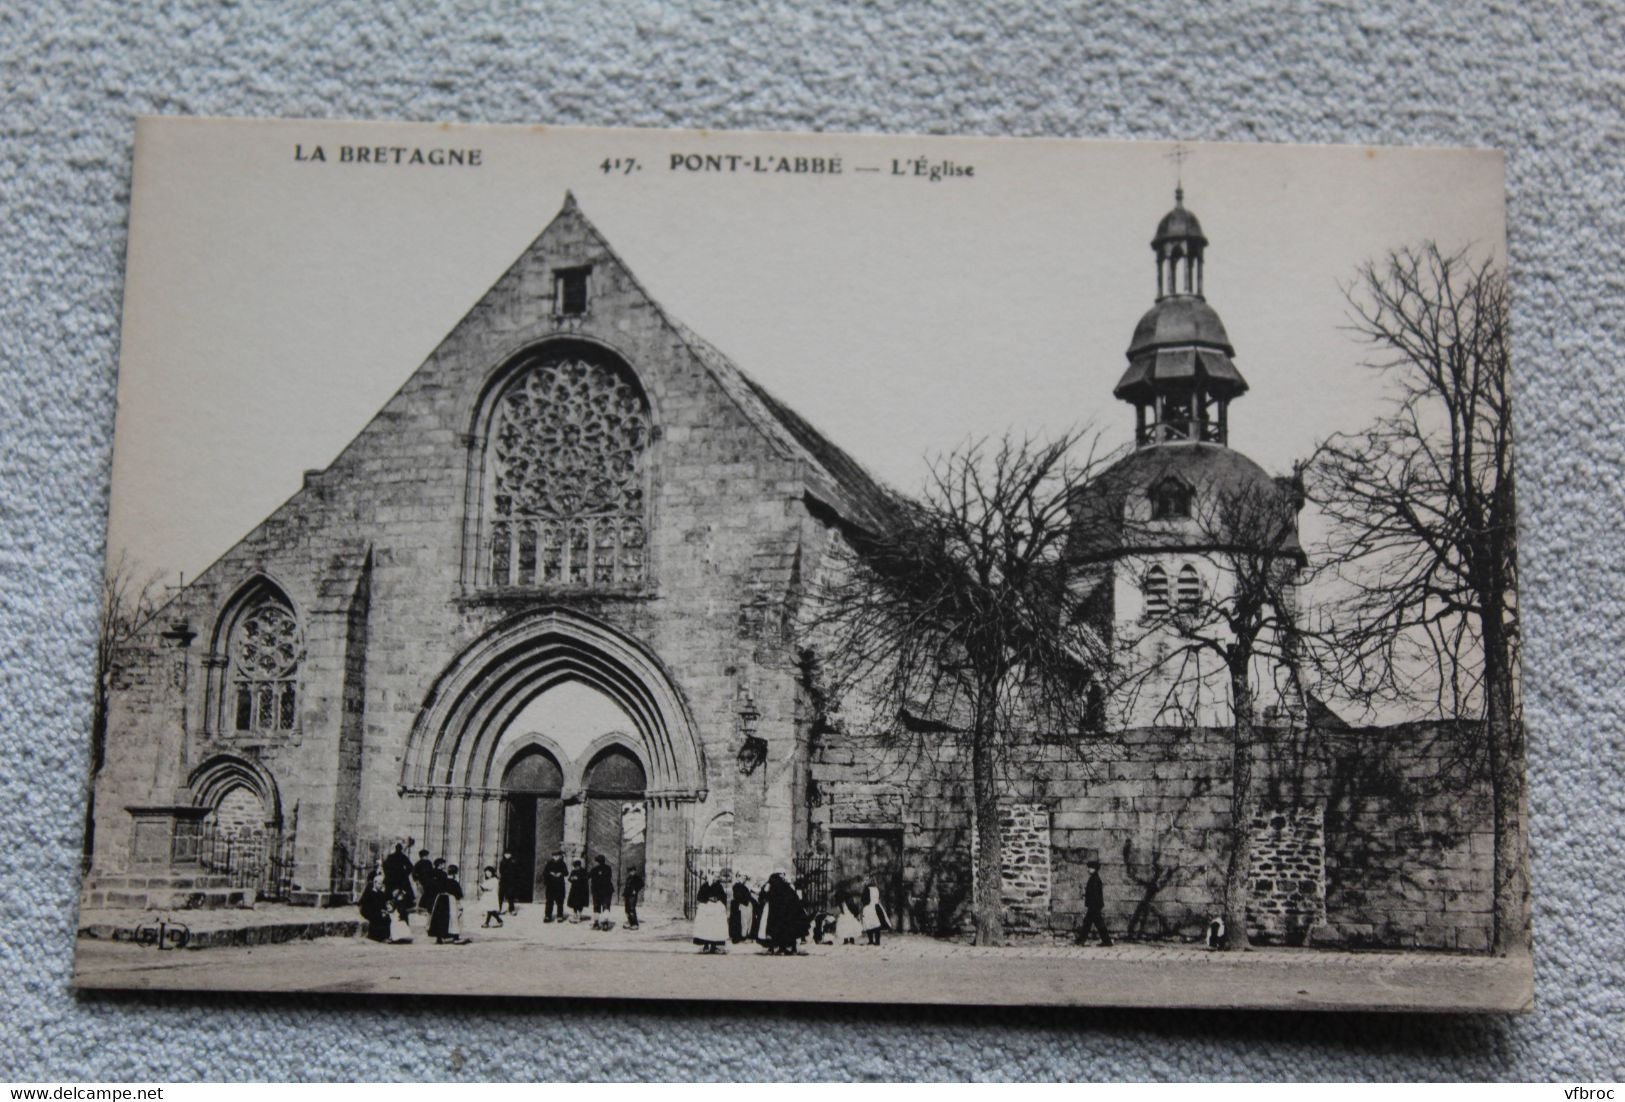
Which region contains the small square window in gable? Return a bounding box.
[554,266,591,316]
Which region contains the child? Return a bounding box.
[835,893,861,945]
[479,865,503,928]
[389,888,416,943]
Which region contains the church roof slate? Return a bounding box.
[670,324,900,534]
[560,195,899,536]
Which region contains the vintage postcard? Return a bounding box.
[75,117,1530,1011]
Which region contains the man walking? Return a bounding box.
[1075,859,1114,946]
[541,849,568,922]
[497,849,519,915]
[623,867,644,929]
[589,853,616,930]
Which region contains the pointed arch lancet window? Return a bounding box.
[223,589,303,734]
[484,351,652,588]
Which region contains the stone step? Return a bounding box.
[81,886,252,911]
[79,918,362,951]
[86,872,236,892]
[287,889,355,908]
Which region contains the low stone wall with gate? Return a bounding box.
[811,720,1495,950]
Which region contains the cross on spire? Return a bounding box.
[1166,142,1192,201]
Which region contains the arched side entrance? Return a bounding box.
[187,754,287,899]
[500,745,565,903]
[401,608,706,911]
[582,744,648,897]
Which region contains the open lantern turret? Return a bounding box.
[1113,188,1249,446]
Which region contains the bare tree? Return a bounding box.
[1100,477,1307,950]
[1309,244,1525,954]
[806,430,1116,945]
[83,552,162,870]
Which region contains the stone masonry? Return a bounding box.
[810,721,1496,950]
[1247,806,1326,945]
[91,195,888,913]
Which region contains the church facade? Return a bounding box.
[90,192,1499,950]
[92,194,886,913]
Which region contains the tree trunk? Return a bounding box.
[1221,652,1254,951]
[82,678,109,871]
[970,728,1005,946]
[1483,619,1530,955]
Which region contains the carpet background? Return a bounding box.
[2,0,1621,1081]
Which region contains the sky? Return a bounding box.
[107,118,1505,585]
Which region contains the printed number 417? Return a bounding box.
[600,158,640,175]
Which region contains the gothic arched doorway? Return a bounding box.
[583,745,647,895]
[400,608,707,912]
[500,746,564,903]
[187,753,284,899]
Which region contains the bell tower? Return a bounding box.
[1112,189,1249,447]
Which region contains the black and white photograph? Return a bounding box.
[72,117,1529,1012]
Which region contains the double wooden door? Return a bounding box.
[829,828,904,918]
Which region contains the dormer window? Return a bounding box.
[1150,476,1193,519]
[554,267,590,316]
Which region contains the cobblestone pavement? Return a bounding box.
[74,905,1532,1012]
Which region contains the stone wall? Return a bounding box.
[211,787,264,838]
[969,803,1052,931]
[810,720,1496,950]
[1247,806,1325,945]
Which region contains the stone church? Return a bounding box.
[90,191,1498,949]
[93,192,891,913]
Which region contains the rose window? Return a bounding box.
[487,355,651,587]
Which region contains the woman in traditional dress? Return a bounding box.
[566,858,589,922]
[358,868,392,943]
[728,874,752,943]
[861,884,890,946]
[758,872,807,955]
[428,864,465,944]
[834,891,862,945]
[692,871,730,953]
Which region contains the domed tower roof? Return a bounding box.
[1153,192,1207,250]
[1068,443,1305,563]
[1111,188,1249,440]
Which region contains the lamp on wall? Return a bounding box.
[159,620,196,648]
[736,688,766,775]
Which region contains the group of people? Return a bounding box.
[516,850,643,929]
[358,843,468,946]
[691,872,891,954]
[361,843,649,942]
